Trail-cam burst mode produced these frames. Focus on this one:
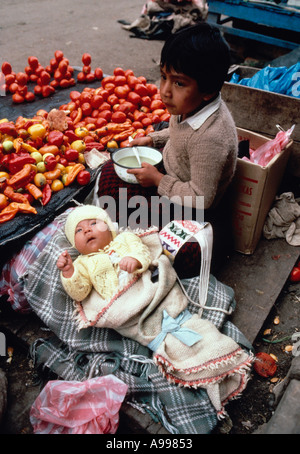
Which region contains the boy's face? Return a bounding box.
[160,65,211,121]
[74,218,113,255]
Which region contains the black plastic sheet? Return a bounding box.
[0,72,103,266]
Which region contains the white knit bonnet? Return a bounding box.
[65,205,117,247]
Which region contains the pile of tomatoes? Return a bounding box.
[60,66,170,149]
[0,64,170,224]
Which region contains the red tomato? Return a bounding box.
[83,65,91,75]
[77,72,86,82]
[101,75,115,87]
[9,82,19,94]
[25,91,35,102]
[94,67,103,80]
[42,85,55,97]
[54,50,64,62]
[16,72,28,86]
[134,83,148,97]
[132,121,143,130]
[34,85,42,96]
[141,96,151,107]
[65,148,79,161]
[113,67,125,76]
[99,89,109,101]
[103,83,115,95]
[146,83,158,96]
[127,75,139,89]
[77,169,91,185]
[81,102,92,117]
[98,110,112,122]
[114,75,127,86]
[40,70,51,85]
[1,61,12,75]
[125,69,134,77]
[107,94,119,106]
[160,112,171,122]
[127,91,141,105]
[18,85,28,96]
[58,59,68,75]
[111,111,127,123]
[28,56,39,70]
[117,101,135,114]
[70,90,81,103]
[114,85,130,99]
[80,91,92,104]
[98,102,111,112]
[141,117,152,127]
[95,117,108,128]
[91,94,103,109]
[82,53,92,66]
[150,99,165,110]
[12,93,24,103]
[138,75,147,84]
[253,352,277,378]
[85,72,95,83]
[49,58,58,71]
[290,266,300,282]
[5,74,15,85]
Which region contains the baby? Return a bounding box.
[56,204,151,303]
[56,205,253,419]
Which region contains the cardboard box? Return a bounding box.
[222,66,300,177]
[230,127,292,255]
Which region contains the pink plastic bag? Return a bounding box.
[249,125,294,167]
[30,375,128,434]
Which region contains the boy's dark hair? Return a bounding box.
[160,22,231,93]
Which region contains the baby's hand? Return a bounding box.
[119,256,142,273]
[57,251,74,278]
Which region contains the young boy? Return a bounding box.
[128,22,237,210]
[97,23,237,275]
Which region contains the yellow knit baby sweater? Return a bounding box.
[61,231,151,302]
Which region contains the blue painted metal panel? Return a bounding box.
[207,0,300,32]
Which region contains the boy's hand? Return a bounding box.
[119,256,142,273]
[127,162,163,187]
[57,251,74,278]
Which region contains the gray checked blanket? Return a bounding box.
[22,213,252,435]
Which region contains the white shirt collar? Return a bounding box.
[183,93,221,130]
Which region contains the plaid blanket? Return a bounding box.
[22,210,252,434]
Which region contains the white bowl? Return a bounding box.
[111,146,163,184]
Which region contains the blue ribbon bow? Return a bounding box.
[148,309,202,352]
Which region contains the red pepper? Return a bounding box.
[4,185,29,204]
[0,154,11,169]
[0,122,17,137]
[84,142,105,151]
[41,183,52,206]
[64,130,79,143]
[8,154,36,174]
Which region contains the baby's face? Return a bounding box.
[74,218,113,255]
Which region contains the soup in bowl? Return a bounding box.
[111,146,163,184]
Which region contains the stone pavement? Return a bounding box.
[255,355,300,434]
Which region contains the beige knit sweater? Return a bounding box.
[149,100,238,209]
